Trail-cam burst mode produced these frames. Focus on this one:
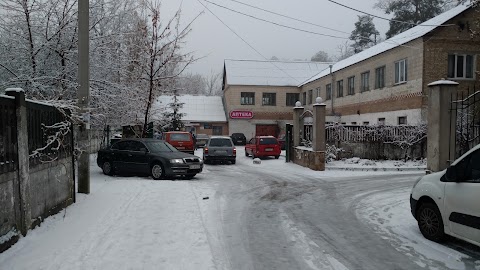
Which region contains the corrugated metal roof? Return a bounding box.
[300,3,471,86]
[154,95,227,122]
[224,59,333,87]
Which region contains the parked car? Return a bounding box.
[277,133,286,150]
[196,134,209,148]
[245,136,281,159]
[97,139,203,180]
[410,143,480,247]
[231,133,247,145]
[203,136,236,164]
[165,131,195,155]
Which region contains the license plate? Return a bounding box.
[265,148,273,151]
[237,140,242,142]
[215,151,227,155]
[189,164,201,169]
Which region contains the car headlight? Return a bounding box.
[170,159,184,164]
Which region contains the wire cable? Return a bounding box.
[194,0,302,83]
[326,0,455,27]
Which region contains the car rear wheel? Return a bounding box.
[231,160,236,164]
[275,155,280,159]
[102,161,114,176]
[417,202,445,242]
[245,151,249,157]
[151,163,165,180]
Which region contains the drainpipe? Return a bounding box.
[330,64,335,116]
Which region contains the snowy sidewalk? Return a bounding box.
[326,158,427,172]
[0,163,217,270]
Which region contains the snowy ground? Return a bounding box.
[0,147,478,270]
[327,157,427,171]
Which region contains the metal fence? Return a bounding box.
[27,101,73,166]
[0,96,17,174]
[326,124,427,145]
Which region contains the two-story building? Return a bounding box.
[222,3,480,136]
[222,59,333,138]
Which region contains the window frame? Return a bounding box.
[448,54,475,79]
[361,71,370,92]
[375,66,386,89]
[302,92,307,105]
[398,116,407,125]
[394,59,407,84]
[308,89,313,105]
[347,76,355,95]
[286,93,300,106]
[336,80,344,98]
[240,92,255,105]
[262,92,277,106]
[326,84,332,100]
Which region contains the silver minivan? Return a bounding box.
[203,136,236,164]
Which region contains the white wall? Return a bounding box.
[326,109,422,125]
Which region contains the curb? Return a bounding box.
[325,166,426,172]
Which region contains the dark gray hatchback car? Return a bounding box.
[203,136,236,164]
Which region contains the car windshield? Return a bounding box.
[169,133,190,141]
[259,138,278,145]
[209,138,233,147]
[145,141,178,152]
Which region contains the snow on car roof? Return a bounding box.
[154,95,227,122]
[224,59,333,87]
[300,3,471,86]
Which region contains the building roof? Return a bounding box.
[224,59,333,87]
[154,95,227,122]
[300,3,471,86]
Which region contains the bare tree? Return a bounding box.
[204,71,222,96]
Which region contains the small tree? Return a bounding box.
[310,50,332,62]
[350,15,379,53]
[163,90,185,131]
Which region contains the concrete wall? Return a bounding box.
[0,171,18,250]
[292,147,325,171]
[29,158,74,223]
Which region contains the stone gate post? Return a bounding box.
[293,101,304,147]
[427,80,458,172]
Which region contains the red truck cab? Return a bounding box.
[245,136,281,159]
[165,131,195,155]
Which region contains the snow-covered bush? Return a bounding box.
[326,144,344,163]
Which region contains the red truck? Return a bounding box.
[245,136,281,159]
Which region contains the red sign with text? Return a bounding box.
[230,110,254,119]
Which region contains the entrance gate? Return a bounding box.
[450,86,480,160]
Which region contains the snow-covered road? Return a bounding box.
[1,147,479,270]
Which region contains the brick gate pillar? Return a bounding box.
[427,80,458,172]
[293,101,304,147]
[312,97,326,171]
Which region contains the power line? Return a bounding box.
[204,0,350,40]
[194,0,301,83]
[326,0,455,27]
[204,0,422,50]
[225,0,350,35]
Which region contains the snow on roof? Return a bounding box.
[224,59,333,87]
[300,4,471,86]
[154,95,227,122]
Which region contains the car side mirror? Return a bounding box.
[140,148,148,153]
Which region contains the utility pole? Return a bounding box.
[78,0,90,194]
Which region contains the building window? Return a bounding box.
[213,126,223,135]
[398,116,407,125]
[262,93,276,106]
[394,59,407,84]
[378,118,385,125]
[286,93,299,106]
[316,87,321,99]
[241,92,255,105]
[363,121,370,126]
[308,89,313,104]
[361,72,370,92]
[347,76,355,95]
[302,92,307,105]
[336,80,344,98]
[448,54,475,79]
[375,66,386,89]
[326,84,332,100]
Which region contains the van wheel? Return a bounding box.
[151,163,165,180]
[275,155,280,159]
[245,151,249,157]
[417,203,445,242]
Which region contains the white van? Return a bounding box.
[410,144,480,247]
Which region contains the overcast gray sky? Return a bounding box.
[161,0,391,76]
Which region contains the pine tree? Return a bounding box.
[349,15,380,53]
[164,91,185,131]
[376,0,446,38]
